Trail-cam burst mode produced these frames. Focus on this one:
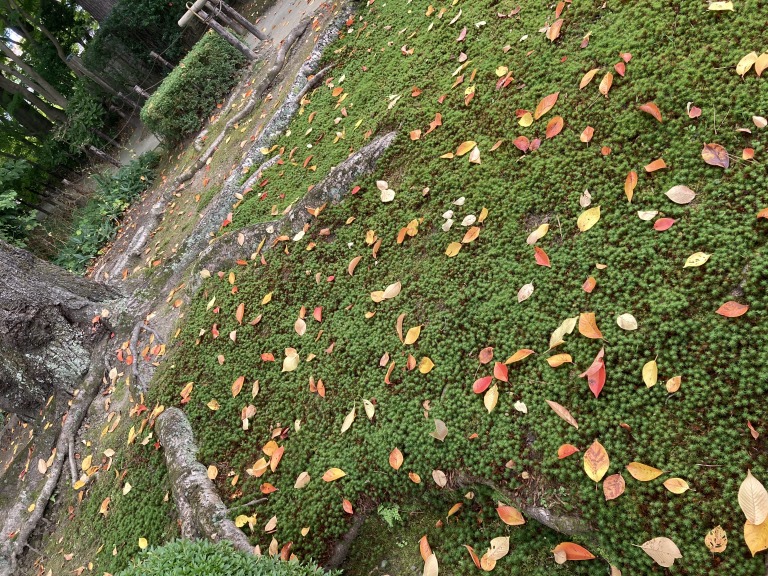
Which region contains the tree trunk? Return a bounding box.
[0,40,69,108]
[74,0,119,23]
[0,87,54,136]
[0,75,66,123]
[0,240,119,421]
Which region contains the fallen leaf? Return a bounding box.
[340,405,356,433]
[526,223,549,245]
[534,246,551,267]
[645,158,667,172]
[546,400,578,429]
[663,478,690,494]
[579,68,600,89]
[577,206,601,232]
[744,520,768,556]
[322,468,346,482]
[534,92,559,119]
[736,51,758,76]
[643,359,658,388]
[603,474,625,500]
[702,143,730,168]
[552,542,596,563]
[389,448,403,470]
[684,252,711,268]
[638,102,662,122]
[404,326,421,345]
[558,444,580,459]
[654,218,677,231]
[640,537,682,567]
[484,384,499,412]
[578,312,603,339]
[580,126,594,142]
[624,171,637,202]
[545,116,564,138]
[584,440,609,482]
[497,505,525,526]
[599,72,613,96]
[716,301,749,317]
[456,141,477,156]
[626,462,664,481]
[517,283,534,303]
[616,313,638,330]
[739,470,768,525]
[704,525,727,553]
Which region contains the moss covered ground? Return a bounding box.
[47,0,768,574]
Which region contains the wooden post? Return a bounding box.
[149,51,174,71]
[204,1,246,36]
[117,92,138,110]
[196,9,255,61]
[218,1,267,41]
[133,85,151,99]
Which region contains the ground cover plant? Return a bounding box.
[60,0,768,574]
[54,152,159,272]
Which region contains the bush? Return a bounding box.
[54,151,159,272]
[0,159,38,245]
[140,32,247,143]
[115,540,339,576]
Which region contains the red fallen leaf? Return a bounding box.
[514,136,530,152]
[702,142,729,168]
[351,185,361,195]
[582,276,596,293]
[580,33,590,49]
[558,444,580,459]
[260,483,278,494]
[478,347,494,364]
[314,307,322,322]
[342,499,353,514]
[688,105,702,118]
[411,86,422,97]
[579,347,605,398]
[743,148,755,160]
[580,126,594,143]
[437,94,447,104]
[280,543,292,562]
[639,102,662,122]
[496,504,526,525]
[425,113,442,134]
[261,353,275,362]
[555,1,565,18]
[600,146,611,156]
[473,376,493,394]
[545,116,564,138]
[211,324,220,339]
[644,158,667,172]
[529,138,542,152]
[614,61,626,76]
[619,52,632,62]
[653,218,677,231]
[464,545,481,568]
[748,421,760,440]
[457,26,467,42]
[534,246,551,267]
[493,362,508,382]
[716,301,749,317]
[552,542,596,561]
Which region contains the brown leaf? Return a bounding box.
[545,116,564,139]
[579,68,600,89]
[644,158,667,172]
[716,301,749,318]
[389,447,403,470]
[545,400,578,429]
[546,18,563,41]
[578,312,603,339]
[638,102,662,122]
[702,143,730,168]
[598,72,613,96]
[348,256,362,276]
[624,171,637,203]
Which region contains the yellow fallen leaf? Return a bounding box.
[642,359,658,387]
[683,252,711,268]
[445,242,462,257]
[404,326,421,345]
[456,141,477,156]
[577,206,601,232]
[419,357,435,374]
[322,468,346,482]
[626,462,664,481]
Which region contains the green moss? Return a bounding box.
[116,0,768,574]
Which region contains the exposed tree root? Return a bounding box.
[196,130,397,274]
[0,344,107,576]
[296,63,335,101]
[155,407,253,553]
[324,512,366,570]
[450,472,592,536]
[127,321,163,389]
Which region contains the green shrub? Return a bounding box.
[0,159,38,245]
[140,32,247,143]
[115,539,339,576]
[54,152,159,272]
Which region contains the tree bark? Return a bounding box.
[156,408,254,553]
[74,0,119,24]
[0,74,66,123]
[0,88,53,136]
[0,240,119,421]
[0,40,69,108]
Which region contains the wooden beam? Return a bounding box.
[218,1,267,41]
[197,9,255,61]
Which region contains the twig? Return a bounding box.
[228,497,267,512]
[297,63,335,101]
[68,437,77,486]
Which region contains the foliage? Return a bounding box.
[115,539,339,576]
[0,159,38,245]
[81,0,188,76]
[377,504,401,529]
[55,80,104,151]
[140,32,247,143]
[54,151,158,272]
